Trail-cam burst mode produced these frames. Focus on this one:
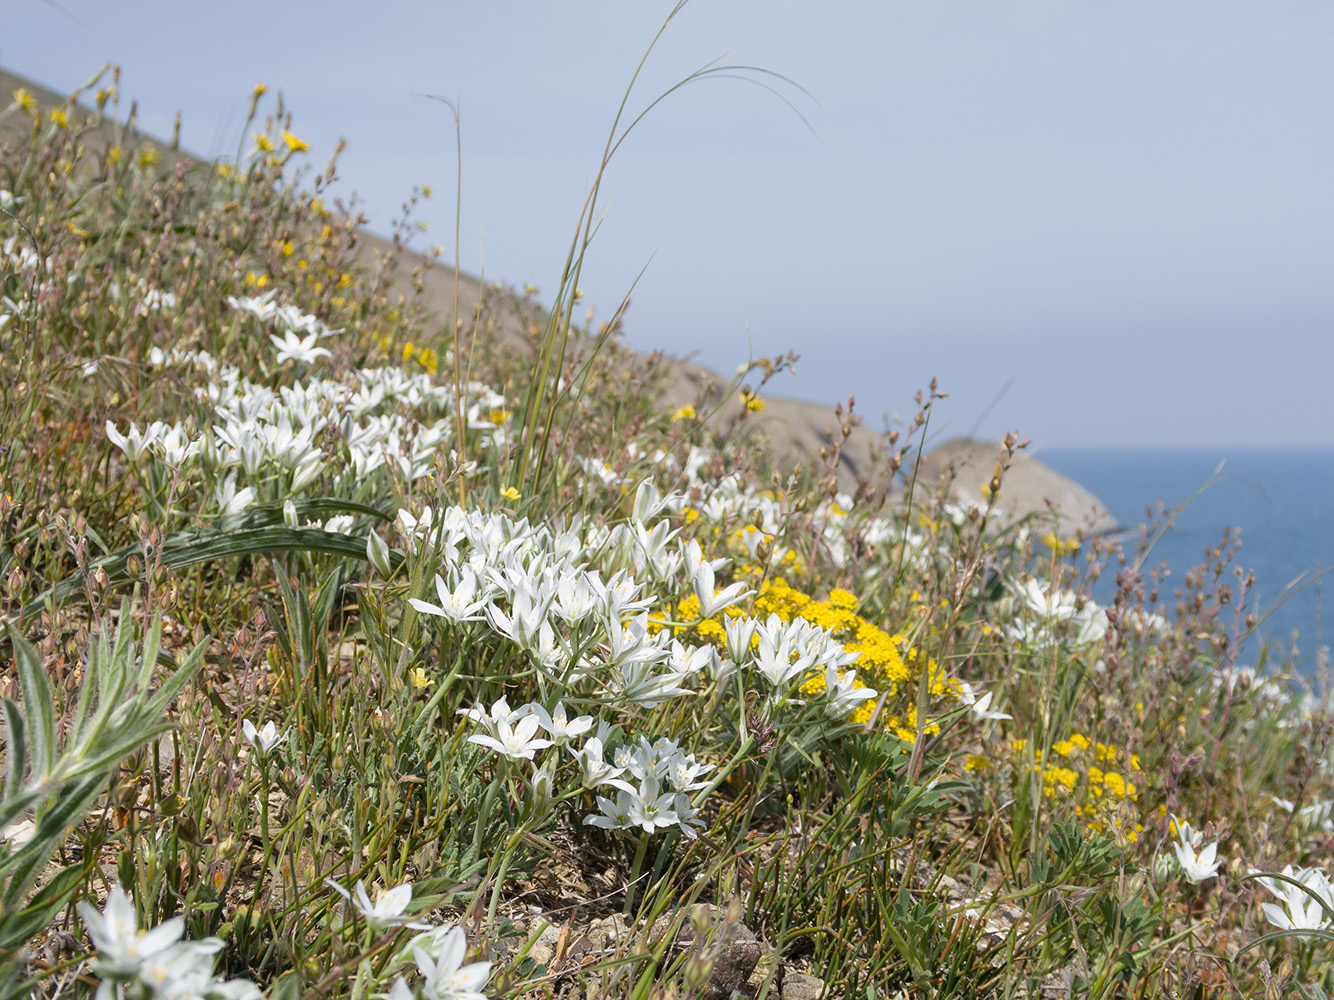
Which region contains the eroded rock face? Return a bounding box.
[914,437,1120,538]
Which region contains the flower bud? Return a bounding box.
[682,952,715,995]
[366,530,392,577]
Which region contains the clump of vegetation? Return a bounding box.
[2,20,1332,1000]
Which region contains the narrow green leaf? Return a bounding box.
[10,632,53,784]
[0,700,27,806]
[141,637,206,722]
[0,862,88,955]
[2,774,103,907]
[135,613,164,694]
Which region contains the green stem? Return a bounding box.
[623,833,651,918]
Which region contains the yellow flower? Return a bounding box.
[254,132,274,152]
[12,88,36,115]
[739,387,766,412]
[1042,532,1080,556]
[107,146,122,165]
[50,107,69,129]
[421,185,433,197]
[282,129,309,152]
[501,487,521,502]
[409,667,431,690]
[671,404,696,423]
[137,148,159,167]
[253,82,268,99]
[279,240,294,257]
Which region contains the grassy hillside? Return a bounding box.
[2,59,1332,1000]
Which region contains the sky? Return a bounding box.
[3,1,1333,449]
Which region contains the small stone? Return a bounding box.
[782,972,826,1000]
[702,939,762,1000]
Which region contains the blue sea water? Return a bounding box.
[1037,449,1334,671]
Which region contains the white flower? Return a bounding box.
[410,570,489,623]
[78,885,185,980]
[467,713,553,761]
[457,697,517,736]
[626,774,682,834]
[526,701,593,742]
[722,616,757,664]
[105,420,160,463]
[241,719,288,756]
[691,558,752,619]
[326,879,430,931]
[569,737,635,794]
[752,616,814,688]
[271,329,332,365]
[214,475,256,515]
[77,886,260,1000]
[413,926,491,1000]
[1172,822,1221,884]
[822,665,878,719]
[958,682,1012,723]
[1254,865,1334,931]
[585,790,636,831]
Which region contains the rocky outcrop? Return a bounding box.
[915,437,1120,538]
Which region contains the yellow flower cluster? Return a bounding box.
[401,342,440,376]
[1012,732,1147,841]
[753,580,911,695]
[655,566,977,738]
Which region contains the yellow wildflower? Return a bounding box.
[12,89,36,115]
[739,387,766,412]
[409,667,431,690]
[671,404,696,423]
[137,148,159,167]
[282,129,309,152]
[254,132,274,152]
[500,487,521,502]
[1041,532,1080,556]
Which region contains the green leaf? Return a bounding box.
[0,700,28,807]
[2,774,103,908]
[0,861,88,955]
[10,632,53,784]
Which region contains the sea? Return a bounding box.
[1037,449,1334,676]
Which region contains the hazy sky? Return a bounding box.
[4,1,1332,448]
